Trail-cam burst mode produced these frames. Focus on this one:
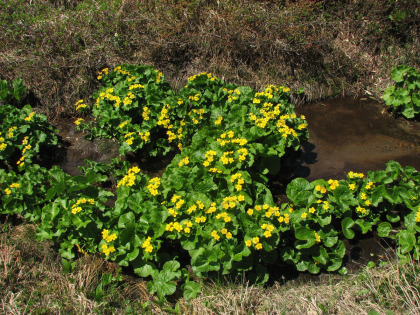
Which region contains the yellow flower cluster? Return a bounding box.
[102,229,117,243]
[415,207,420,223]
[214,116,223,125]
[97,67,109,80]
[187,200,205,214]
[211,230,220,240]
[171,194,185,209]
[220,228,233,239]
[101,243,115,256]
[76,243,88,256]
[187,72,218,82]
[231,173,245,191]
[155,71,163,83]
[347,171,364,179]
[124,132,135,145]
[217,131,247,147]
[261,223,275,238]
[189,108,205,124]
[221,151,234,165]
[205,202,217,214]
[71,197,95,214]
[209,167,222,173]
[119,120,130,129]
[75,99,87,111]
[123,92,135,106]
[74,118,84,126]
[178,156,189,167]
[142,106,150,121]
[315,185,327,194]
[237,148,248,162]
[147,177,161,196]
[138,131,150,142]
[278,213,290,224]
[157,104,171,127]
[97,88,122,108]
[216,211,232,223]
[22,144,31,154]
[356,206,368,215]
[114,66,131,76]
[194,215,206,224]
[24,111,35,122]
[188,94,200,101]
[365,181,375,190]
[315,231,321,243]
[8,126,17,138]
[224,88,241,102]
[0,133,6,151]
[245,236,263,250]
[117,166,140,187]
[247,204,280,219]
[128,83,145,90]
[16,155,26,168]
[142,236,153,253]
[203,150,217,167]
[222,194,244,210]
[328,179,339,190]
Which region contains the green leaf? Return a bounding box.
[118,211,135,228]
[391,65,410,83]
[341,217,355,239]
[183,281,201,300]
[377,222,392,238]
[286,178,314,206]
[397,230,416,254]
[134,263,158,278]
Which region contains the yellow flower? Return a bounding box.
[328,179,339,190]
[315,232,321,243]
[211,230,220,241]
[264,230,272,238]
[301,212,308,219]
[252,237,259,244]
[74,118,84,125]
[245,240,252,247]
[309,207,316,214]
[101,244,115,256]
[255,243,263,250]
[4,188,11,195]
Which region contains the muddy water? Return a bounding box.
[294,97,420,181]
[56,120,120,175]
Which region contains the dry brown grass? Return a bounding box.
[0,0,418,119]
[1,222,420,314]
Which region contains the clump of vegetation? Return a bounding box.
[1,69,419,304]
[383,65,420,119]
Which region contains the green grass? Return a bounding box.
[1,221,420,314]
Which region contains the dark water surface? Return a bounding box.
[295,97,420,181]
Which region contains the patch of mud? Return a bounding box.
[56,120,120,175]
[294,97,420,181]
